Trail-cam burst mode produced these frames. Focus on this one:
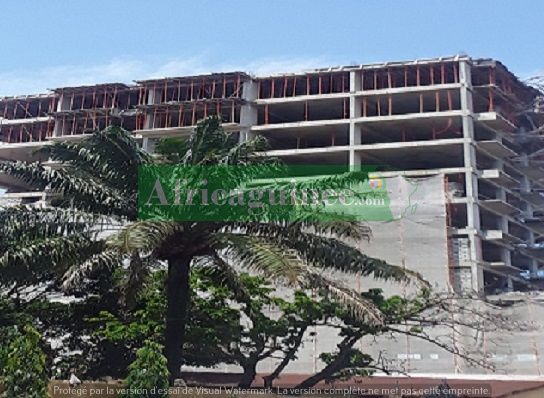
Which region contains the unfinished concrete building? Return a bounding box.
[1,55,544,376]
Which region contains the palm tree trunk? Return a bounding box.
[165,255,191,385]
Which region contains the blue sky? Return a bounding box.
[0,0,542,96]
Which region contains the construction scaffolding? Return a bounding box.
[136,99,243,130]
[50,84,141,136]
[0,94,56,120]
[0,94,56,144]
[0,122,54,144]
[133,73,248,131]
[257,71,350,99]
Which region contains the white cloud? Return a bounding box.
[0,57,197,96]
[0,55,332,97]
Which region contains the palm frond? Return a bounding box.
[61,248,123,290]
[0,233,104,275]
[0,205,116,244]
[222,220,371,243]
[182,116,229,165]
[305,270,385,326]
[193,254,252,305]
[118,253,157,308]
[106,221,183,254]
[220,135,279,166]
[214,233,304,284]
[154,137,189,164]
[0,161,132,217]
[282,233,417,283]
[45,126,151,194]
[217,223,414,284]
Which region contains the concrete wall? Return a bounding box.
[304,174,455,375]
[350,174,455,374]
[189,175,544,377]
[191,175,457,375]
[480,293,544,375]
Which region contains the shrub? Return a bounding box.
[123,340,169,398]
[0,326,20,375]
[2,326,48,398]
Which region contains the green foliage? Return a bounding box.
[90,271,166,346]
[2,326,49,398]
[309,287,439,385]
[185,270,242,365]
[0,272,127,380]
[0,326,20,375]
[320,349,375,380]
[154,138,188,164]
[91,268,242,368]
[93,270,337,381]
[122,340,169,398]
[231,273,340,386]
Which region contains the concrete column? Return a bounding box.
[57,93,71,112]
[491,140,511,268]
[143,114,154,130]
[148,88,161,105]
[349,71,362,166]
[506,277,514,292]
[348,151,362,173]
[519,151,538,277]
[497,187,511,268]
[52,119,68,137]
[142,137,156,154]
[144,88,162,130]
[459,60,484,292]
[458,61,485,374]
[53,95,70,139]
[239,80,258,143]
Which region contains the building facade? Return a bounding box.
[1,55,544,375]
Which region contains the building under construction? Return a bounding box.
[1,55,544,377]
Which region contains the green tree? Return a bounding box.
[0,116,413,383]
[0,326,20,374]
[0,268,241,381]
[0,269,129,380]
[122,340,169,398]
[292,288,505,389]
[226,284,509,390]
[260,290,339,388]
[229,274,336,388]
[92,268,242,371]
[2,326,49,398]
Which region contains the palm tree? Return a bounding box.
[0,116,416,383]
